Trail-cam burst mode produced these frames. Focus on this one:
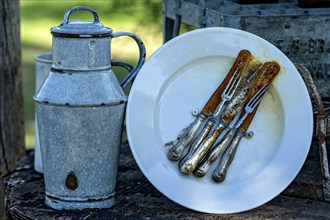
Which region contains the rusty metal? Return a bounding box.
[167,50,251,161]
[180,122,227,174]
[194,128,235,177]
[177,51,255,173]
[195,62,280,181]
[295,63,330,202]
[180,62,278,175]
[198,62,280,179]
[179,67,258,174]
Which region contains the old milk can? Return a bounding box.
[34,6,145,210]
[34,52,52,174]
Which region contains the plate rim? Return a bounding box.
[126,27,313,214]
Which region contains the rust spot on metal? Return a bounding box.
[65,171,78,191]
[295,63,330,201]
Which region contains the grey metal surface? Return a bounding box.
[51,6,112,37]
[34,69,127,106]
[33,52,52,174]
[194,129,236,178]
[167,113,207,161]
[163,0,330,97]
[212,130,244,182]
[52,37,112,71]
[37,103,125,210]
[33,53,134,175]
[34,6,145,210]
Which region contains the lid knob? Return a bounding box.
[61,6,99,26]
[51,6,112,37]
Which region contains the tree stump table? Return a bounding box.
[5,137,330,219]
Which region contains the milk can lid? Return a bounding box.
[51,6,112,37]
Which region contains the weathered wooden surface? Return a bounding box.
[163,0,330,97]
[5,137,330,219]
[0,0,25,218]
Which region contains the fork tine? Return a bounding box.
[231,74,242,94]
[224,68,239,93]
[223,68,241,97]
[248,84,269,108]
[233,84,270,129]
[213,68,243,118]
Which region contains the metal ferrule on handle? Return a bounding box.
[179,119,214,167]
[194,129,236,177]
[213,130,245,182]
[180,121,227,175]
[167,113,207,161]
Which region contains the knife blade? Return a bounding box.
[167,49,252,161]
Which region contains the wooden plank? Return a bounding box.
[5,143,330,219]
[0,0,25,176]
[0,0,25,218]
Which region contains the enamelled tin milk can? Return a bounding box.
[34,52,52,174]
[34,6,145,210]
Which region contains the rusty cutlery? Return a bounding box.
[167,50,252,161]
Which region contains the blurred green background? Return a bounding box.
[21,0,164,149]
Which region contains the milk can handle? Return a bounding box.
[61,6,99,25]
[111,61,134,73]
[111,32,146,89]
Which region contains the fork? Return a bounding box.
[232,84,269,130]
[179,69,242,174]
[179,68,242,167]
[212,68,242,119]
[194,84,269,177]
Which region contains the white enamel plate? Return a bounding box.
[126,28,313,214]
